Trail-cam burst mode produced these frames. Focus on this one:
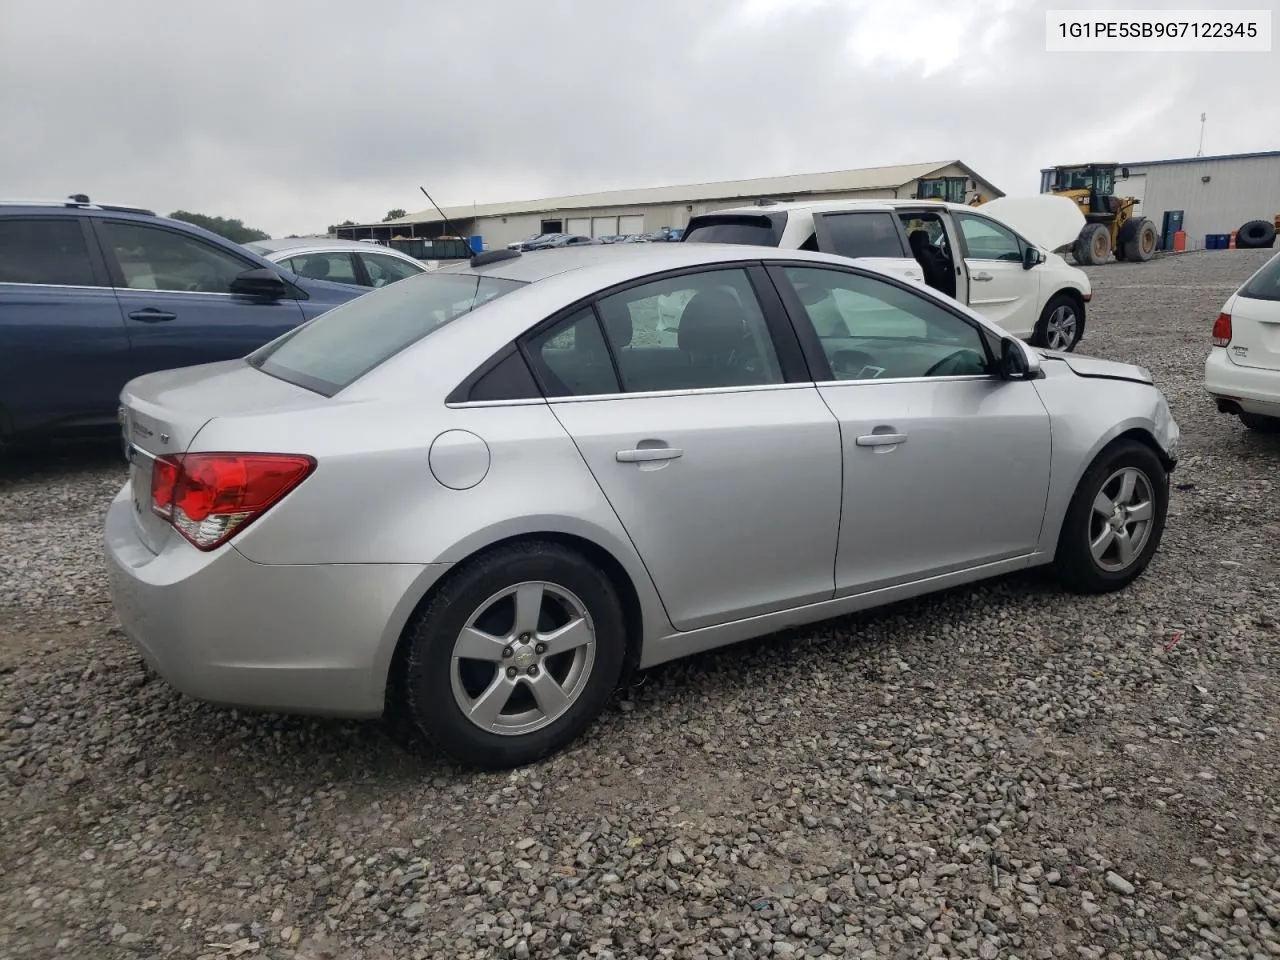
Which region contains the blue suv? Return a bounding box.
[0,197,365,444]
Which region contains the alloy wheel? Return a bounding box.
[1089,466,1155,572]
[1046,305,1078,351]
[450,581,596,736]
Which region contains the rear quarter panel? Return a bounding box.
[1032,360,1177,554]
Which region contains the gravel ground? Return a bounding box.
[2,248,1279,960]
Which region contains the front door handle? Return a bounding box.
[855,432,907,447]
[971,272,993,282]
[128,308,176,323]
[617,447,683,463]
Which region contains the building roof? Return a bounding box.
[375,160,999,228]
[1040,150,1280,173]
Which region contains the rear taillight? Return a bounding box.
[1212,312,1232,346]
[150,453,315,551]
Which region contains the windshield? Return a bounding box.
[682,213,786,246]
[249,271,526,396]
[1240,253,1280,302]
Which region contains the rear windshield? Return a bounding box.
[1240,254,1280,302]
[682,213,786,246]
[249,271,525,395]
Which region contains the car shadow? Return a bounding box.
[0,435,125,483]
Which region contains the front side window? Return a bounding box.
[285,251,358,285]
[953,213,1023,262]
[779,266,992,381]
[96,221,256,293]
[360,252,424,287]
[0,218,99,287]
[251,271,525,395]
[816,212,907,259]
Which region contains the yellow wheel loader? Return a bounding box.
[1039,163,1158,266]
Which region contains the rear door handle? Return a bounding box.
[855,433,907,447]
[128,308,176,323]
[617,447,683,462]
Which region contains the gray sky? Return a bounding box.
[2,0,1276,237]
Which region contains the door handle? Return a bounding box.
[616,447,683,463]
[971,272,993,282]
[855,432,907,447]
[128,308,176,323]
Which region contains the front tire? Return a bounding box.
[402,540,627,770]
[1032,293,1083,352]
[1052,439,1169,594]
[1240,412,1280,433]
[1074,223,1111,266]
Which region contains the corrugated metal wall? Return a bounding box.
[1127,155,1280,249]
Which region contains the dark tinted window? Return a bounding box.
[682,214,785,246]
[0,218,98,286]
[817,212,907,258]
[466,350,541,402]
[526,308,621,398]
[97,221,254,293]
[1240,254,1280,302]
[251,271,525,395]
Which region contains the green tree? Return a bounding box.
[327,219,356,234]
[383,209,407,222]
[169,210,271,244]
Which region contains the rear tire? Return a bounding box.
[1240,412,1280,433]
[1121,217,1158,261]
[1052,439,1169,594]
[1074,223,1111,266]
[1237,220,1277,249]
[401,540,627,770]
[1032,293,1084,352]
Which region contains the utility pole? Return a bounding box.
[1197,113,1206,157]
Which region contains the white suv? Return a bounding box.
[682,196,1094,352]
[1205,248,1280,433]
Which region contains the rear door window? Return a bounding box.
[813,212,908,259]
[1240,254,1280,301]
[250,271,525,395]
[0,218,100,287]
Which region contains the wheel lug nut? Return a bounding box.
[506,667,517,678]
[527,665,539,677]
[519,633,531,642]
[535,643,547,655]
[502,646,513,659]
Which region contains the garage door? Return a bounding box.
[1122,173,1146,216]
[592,216,617,238]
[567,218,591,237]
[618,215,645,236]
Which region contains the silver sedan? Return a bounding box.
[105,242,1181,769]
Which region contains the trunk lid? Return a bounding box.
[120,359,328,554]
[975,195,1087,252]
[1226,277,1280,372]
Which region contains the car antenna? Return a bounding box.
[420,184,518,267]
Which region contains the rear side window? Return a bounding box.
[815,212,908,258]
[250,271,525,395]
[682,213,786,246]
[1240,254,1280,301]
[0,218,99,287]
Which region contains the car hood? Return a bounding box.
[1037,349,1153,385]
[976,195,1086,252]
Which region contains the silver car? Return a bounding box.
[244,237,428,289]
[105,243,1181,769]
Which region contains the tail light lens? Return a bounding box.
[1212,312,1232,347]
[151,453,315,551]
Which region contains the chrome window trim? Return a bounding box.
[0,281,110,291]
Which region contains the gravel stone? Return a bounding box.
[2,249,1280,960]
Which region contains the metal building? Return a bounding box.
[1043,151,1280,251]
[335,160,1003,253]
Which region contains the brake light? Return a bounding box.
[150,453,315,550]
[1212,312,1232,346]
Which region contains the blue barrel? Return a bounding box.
[468,235,483,253]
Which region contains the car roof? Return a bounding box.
[699,198,974,217]
[432,240,879,284]
[249,237,408,255]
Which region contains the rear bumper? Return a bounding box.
[1204,349,1280,417]
[103,484,449,718]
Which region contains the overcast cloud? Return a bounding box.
[1,0,1275,236]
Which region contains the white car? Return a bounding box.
[1205,249,1280,433]
[682,196,1093,351]
[244,237,429,290]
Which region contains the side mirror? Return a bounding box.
[1000,337,1042,380]
[230,267,289,300]
[1022,246,1044,270]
